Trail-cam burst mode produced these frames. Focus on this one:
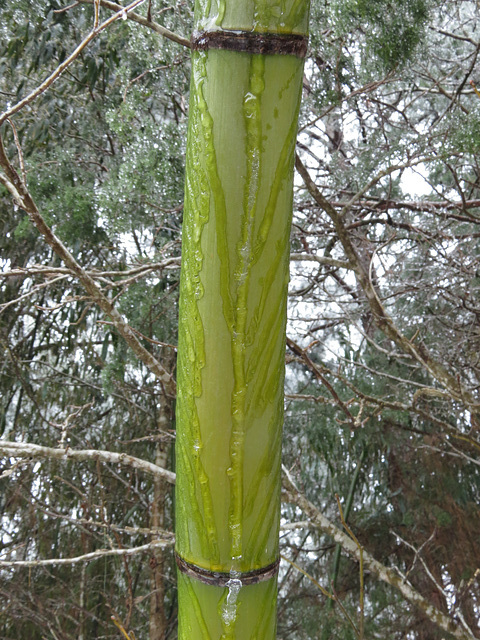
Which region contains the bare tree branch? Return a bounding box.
[290,252,351,270]
[0,136,176,395]
[0,440,176,484]
[0,540,172,567]
[0,0,148,127]
[77,0,191,49]
[282,466,477,640]
[295,154,479,412]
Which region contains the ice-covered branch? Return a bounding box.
[0,0,148,127]
[295,154,479,412]
[0,540,172,568]
[0,137,176,395]
[282,466,477,640]
[0,440,176,484]
[77,0,191,48]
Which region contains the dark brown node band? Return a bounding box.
[175,552,280,587]
[191,30,308,58]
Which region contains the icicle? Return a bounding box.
[222,575,242,626]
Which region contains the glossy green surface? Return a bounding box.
[177,572,278,639]
[176,45,303,573]
[194,0,310,34]
[176,0,309,636]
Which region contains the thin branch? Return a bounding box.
[0,0,148,127]
[286,336,358,428]
[392,531,477,639]
[94,0,100,28]
[0,259,180,281]
[0,275,70,314]
[282,466,477,640]
[112,615,136,640]
[33,505,175,539]
[0,540,171,567]
[295,154,479,412]
[0,440,176,484]
[54,2,80,13]
[280,552,360,635]
[282,548,362,636]
[97,321,177,350]
[340,157,434,216]
[7,119,26,184]
[0,136,176,395]
[290,252,351,270]
[77,0,191,48]
[280,553,334,601]
[285,393,334,405]
[331,449,366,595]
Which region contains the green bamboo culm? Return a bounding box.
[175,1,310,637]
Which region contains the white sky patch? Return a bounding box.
[0,258,12,271]
[400,165,433,197]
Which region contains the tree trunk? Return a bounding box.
[175,1,310,637]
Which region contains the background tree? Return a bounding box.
[0,1,186,637]
[0,1,479,639]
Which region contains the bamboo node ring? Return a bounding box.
[191,30,308,58]
[175,552,280,586]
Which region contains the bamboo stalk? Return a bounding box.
[175,1,310,636]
